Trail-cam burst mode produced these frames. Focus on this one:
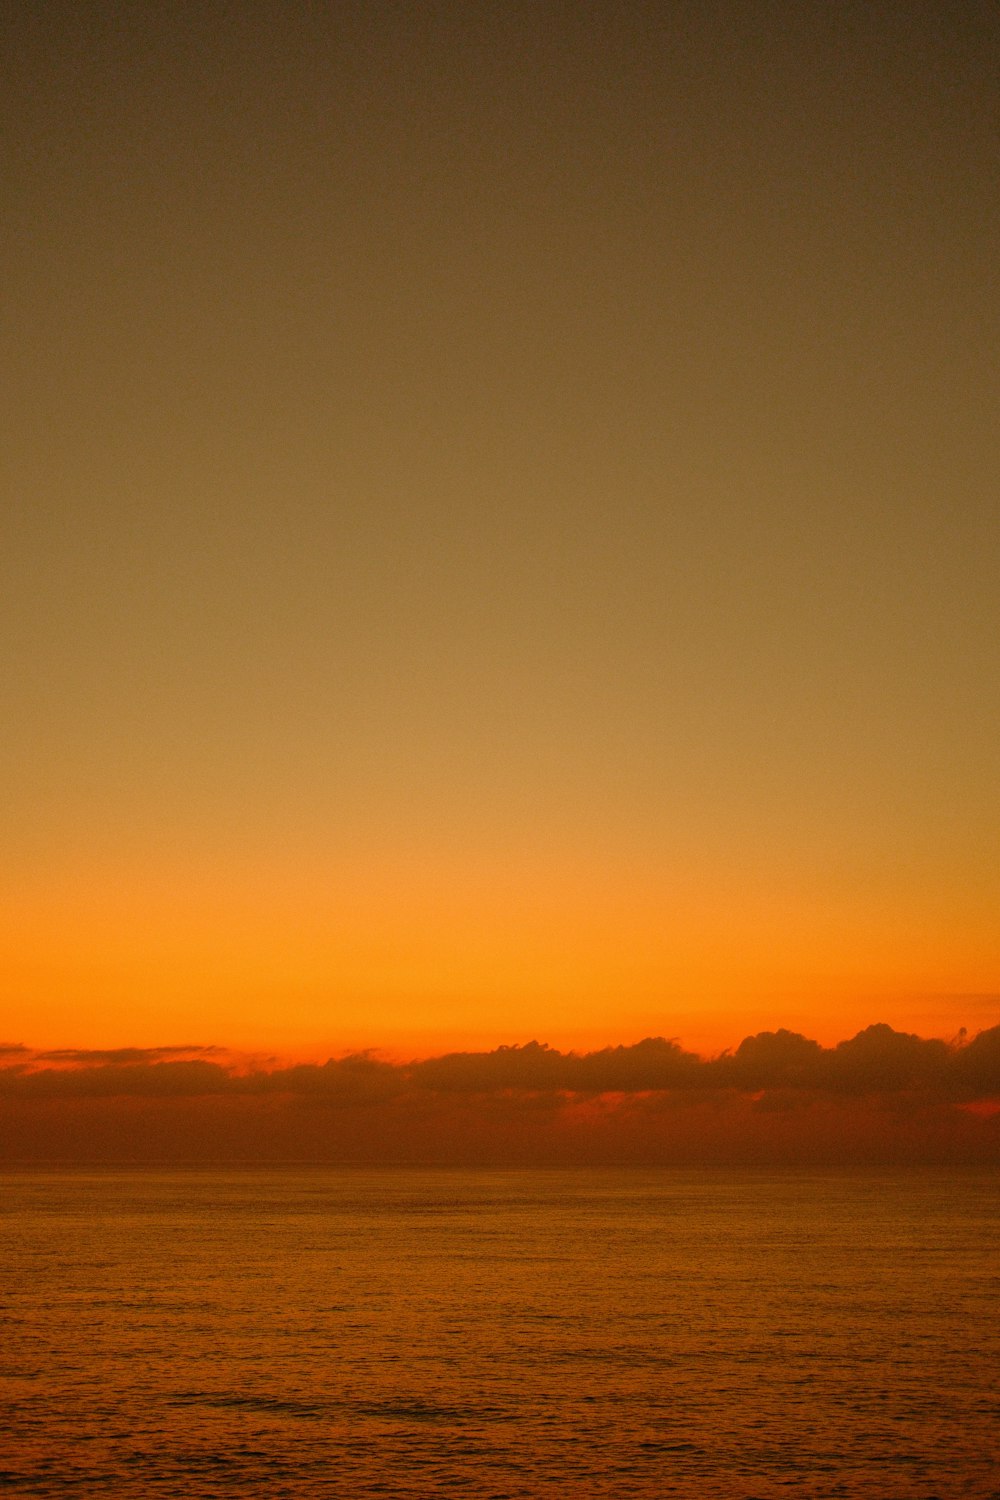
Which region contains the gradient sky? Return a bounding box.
[3,0,998,1059]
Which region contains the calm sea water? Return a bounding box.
[1,1168,997,1497]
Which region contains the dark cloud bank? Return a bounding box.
[1,1025,998,1166]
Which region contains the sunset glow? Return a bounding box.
[3,0,997,1153]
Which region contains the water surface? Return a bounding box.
[2,1168,997,1496]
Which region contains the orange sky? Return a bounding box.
[3,2,997,1062]
[4,842,996,1059]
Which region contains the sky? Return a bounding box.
[3,0,998,1073]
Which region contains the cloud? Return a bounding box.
[261,1054,406,1106]
[1,1024,997,1165]
[825,1023,953,1093]
[953,1023,1000,1097]
[34,1045,224,1065]
[2,1059,234,1098]
[3,1025,1000,1102]
[716,1028,825,1090]
[569,1036,704,1092]
[411,1040,572,1093]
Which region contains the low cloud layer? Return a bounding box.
[1,1024,997,1166]
[3,1023,998,1102]
[32,1045,225,1066]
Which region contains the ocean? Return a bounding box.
[2,1168,997,1497]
